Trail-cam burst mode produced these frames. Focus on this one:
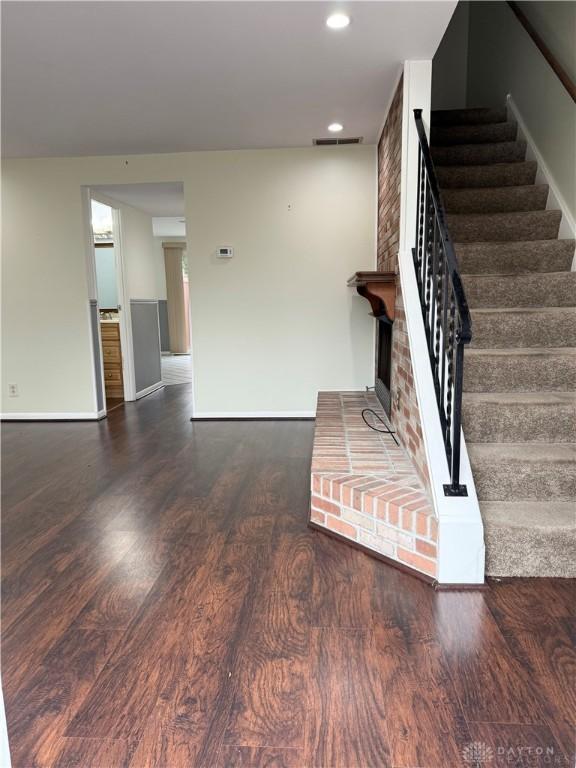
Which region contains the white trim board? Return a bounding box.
[1,412,103,421]
[192,411,315,419]
[506,94,576,243]
[135,382,164,400]
[112,206,137,401]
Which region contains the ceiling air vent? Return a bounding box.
[313,136,364,146]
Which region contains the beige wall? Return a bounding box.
[2,161,96,414]
[120,203,159,301]
[1,146,376,416]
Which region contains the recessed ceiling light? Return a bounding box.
[326,13,350,30]
[328,122,344,133]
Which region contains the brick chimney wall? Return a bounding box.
[377,76,430,490]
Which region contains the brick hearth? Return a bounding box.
[310,391,438,578]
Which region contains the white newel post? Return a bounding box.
[398,60,485,584]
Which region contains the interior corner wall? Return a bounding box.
[466,1,576,221]
[377,75,431,490]
[431,1,470,111]
[1,147,376,417]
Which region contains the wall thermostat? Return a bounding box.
[216,246,234,258]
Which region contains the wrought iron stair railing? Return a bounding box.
[413,108,472,497]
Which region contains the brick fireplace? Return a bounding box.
[310,392,438,579]
[308,74,440,581]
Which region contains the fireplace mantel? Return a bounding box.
[347,271,396,322]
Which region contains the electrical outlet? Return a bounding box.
[8,383,18,397]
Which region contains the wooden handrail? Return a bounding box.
[507,1,576,104]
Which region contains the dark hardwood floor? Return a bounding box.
[2,385,575,768]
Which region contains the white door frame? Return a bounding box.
[82,188,137,412]
[110,205,137,401]
[81,187,108,417]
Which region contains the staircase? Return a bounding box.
[431,106,576,578]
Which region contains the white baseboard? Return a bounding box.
[135,382,164,400]
[192,410,315,419]
[1,411,102,421]
[506,94,576,244]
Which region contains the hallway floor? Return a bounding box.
[161,353,193,385]
[2,385,574,768]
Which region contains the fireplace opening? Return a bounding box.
[346,271,396,420]
[375,318,393,417]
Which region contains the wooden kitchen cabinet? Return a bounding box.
[100,322,124,399]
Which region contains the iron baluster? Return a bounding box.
[412,109,471,496]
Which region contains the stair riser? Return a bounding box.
[464,273,576,309]
[433,141,526,167]
[448,212,560,242]
[457,242,575,275]
[443,185,548,214]
[484,524,576,577]
[432,122,517,146]
[432,107,507,126]
[437,162,537,189]
[464,354,576,393]
[470,457,576,501]
[463,401,576,443]
[470,310,576,349]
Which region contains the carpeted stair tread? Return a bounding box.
[470,307,576,348]
[456,239,575,274]
[462,392,576,443]
[463,271,576,309]
[437,161,537,189]
[432,140,526,166]
[448,209,561,242]
[464,347,576,392]
[467,442,576,501]
[443,184,548,214]
[432,121,517,146]
[431,107,508,126]
[481,501,576,577]
[433,107,575,578]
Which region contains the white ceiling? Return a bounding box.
[92,182,185,216]
[1,1,456,158]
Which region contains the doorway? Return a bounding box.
[91,199,128,412]
[161,240,193,386]
[84,183,190,416]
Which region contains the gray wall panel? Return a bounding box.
[130,300,162,394]
[158,299,170,352]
